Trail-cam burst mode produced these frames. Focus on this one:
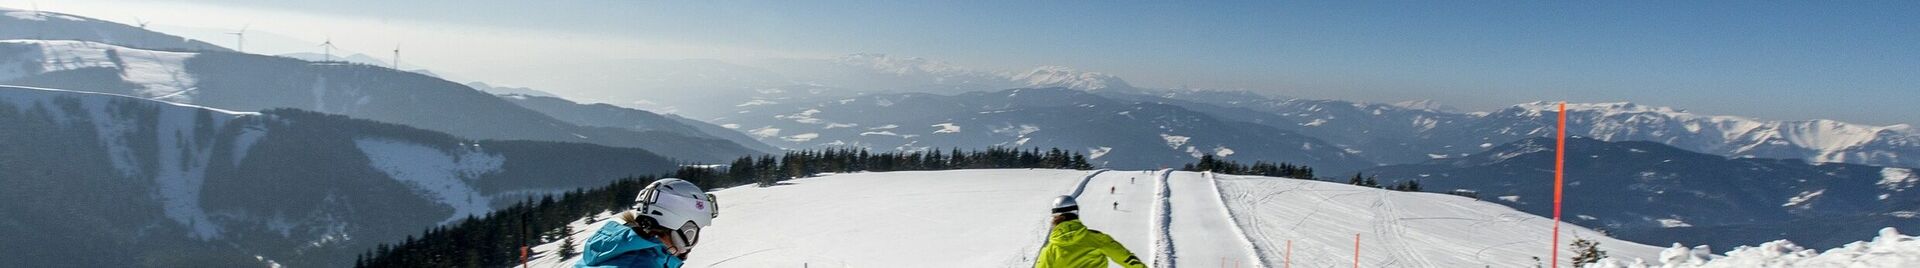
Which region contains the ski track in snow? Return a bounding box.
[1074,170,1156,266]
[1166,171,1262,268]
[1151,169,1177,267]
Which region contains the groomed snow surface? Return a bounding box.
[515,169,1920,267]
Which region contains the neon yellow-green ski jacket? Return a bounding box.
[1037,219,1148,268]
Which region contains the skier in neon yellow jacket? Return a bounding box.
[1037,195,1148,268]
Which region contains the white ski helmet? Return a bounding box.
[631,179,716,246]
[1051,195,1079,214]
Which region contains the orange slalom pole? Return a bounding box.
[1354,233,1361,268]
[1552,102,1567,267]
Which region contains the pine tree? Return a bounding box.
[559,230,578,258]
[1570,238,1608,266]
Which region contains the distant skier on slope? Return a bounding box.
[1038,195,1147,268]
[576,179,718,268]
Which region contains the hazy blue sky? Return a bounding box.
[33,0,1919,126]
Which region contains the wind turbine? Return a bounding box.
[227,24,249,52]
[319,37,336,62]
[132,17,151,29]
[391,44,401,70]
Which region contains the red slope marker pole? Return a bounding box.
[1354,233,1361,268]
[1552,102,1567,267]
[1285,239,1292,268]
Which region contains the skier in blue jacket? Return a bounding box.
[576,179,718,268]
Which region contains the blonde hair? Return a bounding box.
[618,210,640,224]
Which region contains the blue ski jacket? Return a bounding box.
[575,221,683,268]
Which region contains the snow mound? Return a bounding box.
[1588,227,1920,268]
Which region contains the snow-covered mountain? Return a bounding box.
[565,53,1144,120]
[0,7,227,52]
[0,85,680,267]
[1437,102,1920,169]
[1008,65,1135,92]
[1363,137,1920,250]
[1104,89,1477,164]
[1140,90,1920,169]
[519,169,1661,267]
[713,87,1374,172]
[0,39,763,162]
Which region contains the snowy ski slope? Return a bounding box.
[520,169,1664,267]
[1213,173,1662,267]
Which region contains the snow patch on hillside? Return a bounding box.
[781,133,819,142]
[1161,134,1191,149]
[1659,218,1695,228]
[1783,189,1824,208]
[775,109,824,124]
[1,40,200,102]
[355,138,504,225]
[748,126,781,138]
[151,103,240,240]
[931,122,961,134]
[735,99,776,107]
[992,124,1041,136]
[1883,168,1917,191]
[1088,146,1113,160]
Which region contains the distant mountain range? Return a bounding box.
[1132,90,1920,170]
[5,6,1918,267]
[0,85,680,267]
[1363,137,1920,250]
[561,50,1920,170]
[499,93,780,154]
[712,87,1373,172]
